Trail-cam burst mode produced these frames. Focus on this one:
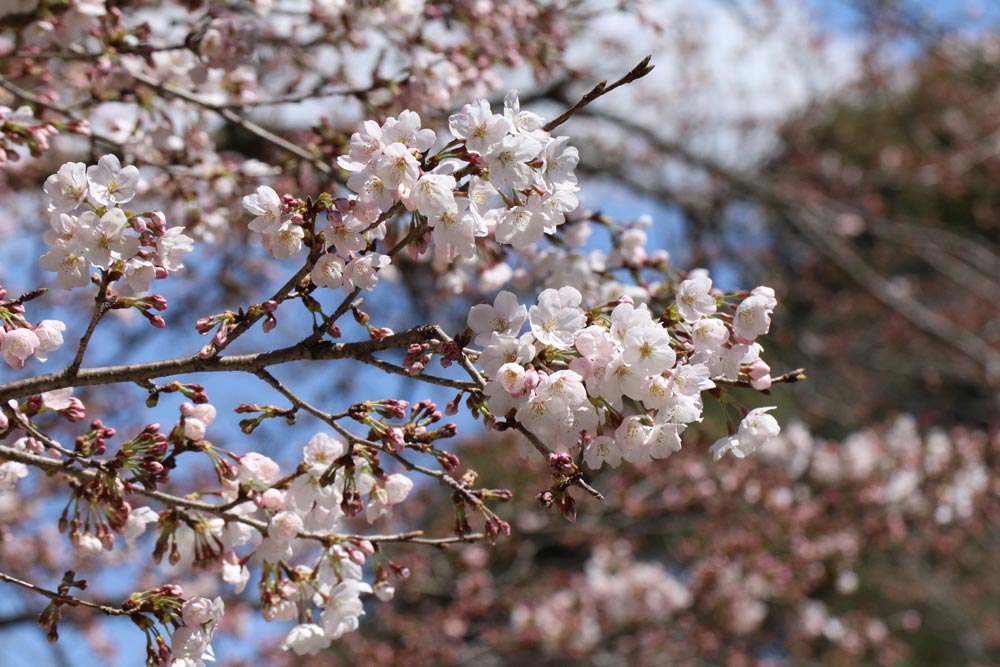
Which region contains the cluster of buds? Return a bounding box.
[145,381,208,408]
[0,285,66,370]
[0,105,58,163]
[117,294,169,329]
[73,418,116,458]
[110,423,171,490]
[22,388,86,423]
[37,571,91,645]
[235,403,296,434]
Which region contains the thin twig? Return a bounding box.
[210,264,312,355]
[542,55,654,133]
[66,274,111,378]
[0,406,103,470]
[0,571,132,617]
[356,355,479,391]
[713,368,807,388]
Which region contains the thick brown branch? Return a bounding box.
[0,325,446,403]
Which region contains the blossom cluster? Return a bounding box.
[133,428,413,657]
[343,92,579,255]
[243,92,578,293]
[168,596,225,667]
[0,285,65,370]
[0,0,105,49]
[39,155,193,293]
[471,276,780,467]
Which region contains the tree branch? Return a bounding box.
[0,571,132,617]
[0,325,448,403]
[542,55,654,133]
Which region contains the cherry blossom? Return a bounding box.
[1,328,39,369]
[86,154,140,206]
[676,274,717,322]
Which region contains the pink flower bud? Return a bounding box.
[261,488,286,511]
[146,295,168,311]
[384,427,406,452]
[523,367,541,394]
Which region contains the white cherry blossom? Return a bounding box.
[528,286,584,349]
[1,328,39,369]
[86,154,139,205]
[449,99,509,154]
[312,253,346,289]
[43,161,88,213]
[342,252,390,292]
[734,288,778,341]
[468,291,527,346]
[676,274,717,322]
[244,185,283,233]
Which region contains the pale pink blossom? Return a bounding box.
[86,154,139,205]
[1,328,39,369]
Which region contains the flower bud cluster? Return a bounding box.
[0,285,66,369]
[0,105,58,163]
[470,278,781,467]
[39,155,193,292]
